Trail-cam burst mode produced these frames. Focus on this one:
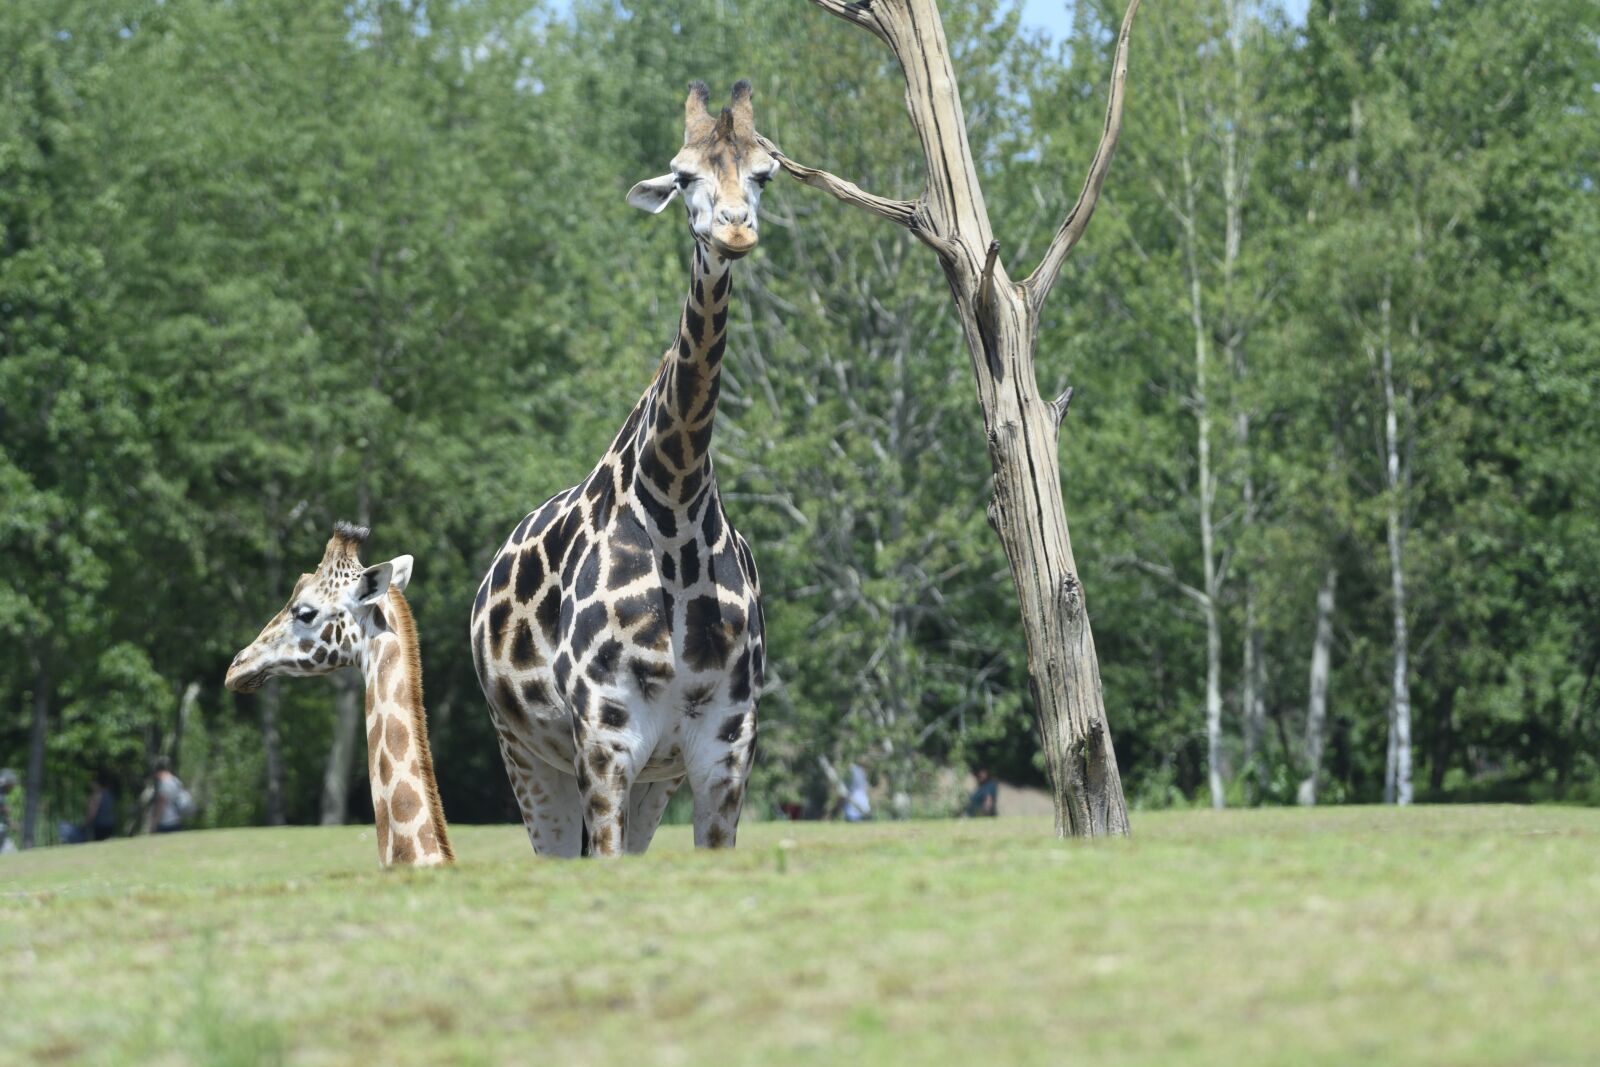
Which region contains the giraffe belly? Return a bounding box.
[473,485,765,797]
[491,680,692,783]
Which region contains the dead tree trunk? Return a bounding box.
[765,0,1142,836]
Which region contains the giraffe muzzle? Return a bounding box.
[711,225,758,259]
[224,653,269,693]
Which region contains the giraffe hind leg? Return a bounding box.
[624,777,683,854]
[687,701,757,850]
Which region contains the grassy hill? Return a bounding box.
[3,807,1598,1065]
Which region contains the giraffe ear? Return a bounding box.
[356,555,413,605]
[627,174,679,214]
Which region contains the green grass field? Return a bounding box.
[4,806,1598,1066]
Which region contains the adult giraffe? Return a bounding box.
[472,81,775,858]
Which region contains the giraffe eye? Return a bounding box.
[674,172,693,189]
[294,607,318,625]
[753,171,772,187]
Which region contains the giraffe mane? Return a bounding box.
[383,587,454,863]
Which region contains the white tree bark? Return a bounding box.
[768,0,1143,835]
[1379,287,1414,805]
[1221,0,1267,791]
[1297,567,1338,805]
[1173,86,1226,810]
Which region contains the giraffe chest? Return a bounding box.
[549,530,760,697]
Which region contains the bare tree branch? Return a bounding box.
[977,238,1002,309]
[757,135,922,232]
[806,0,893,43]
[1050,385,1074,426]
[1023,0,1142,311]
[1113,554,1211,607]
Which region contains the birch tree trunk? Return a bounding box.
[766,0,1142,835]
[1175,86,1227,810]
[1297,567,1337,805]
[22,663,49,849]
[1222,0,1267,793]
[1379,286,1414,805]
[321,675,363,824]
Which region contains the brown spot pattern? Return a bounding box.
[375,799,391,860]
[391,833,417,865]
[386,715,411,759]
[390,780,422,824]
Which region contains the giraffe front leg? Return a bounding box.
[687,702,757,850]
[495,732,584,859]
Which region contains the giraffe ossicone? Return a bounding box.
[225,522,454,869]
[472,80,777,858]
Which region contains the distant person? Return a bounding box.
[149,758,192,834]
[0,768,17,854]
[86,771,119,841]
[842,763,872,822]
[966,767,998,818]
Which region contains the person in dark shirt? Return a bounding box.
[966,767,998,818]
[87,771,118,842]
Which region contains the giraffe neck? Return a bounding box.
[631,245,733,517]
[360,590,453,868]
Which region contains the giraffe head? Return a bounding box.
[224,522,413,693]
[627,80,777,260]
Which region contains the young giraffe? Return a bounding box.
[225,523,453,869]
[472,81,777,858]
